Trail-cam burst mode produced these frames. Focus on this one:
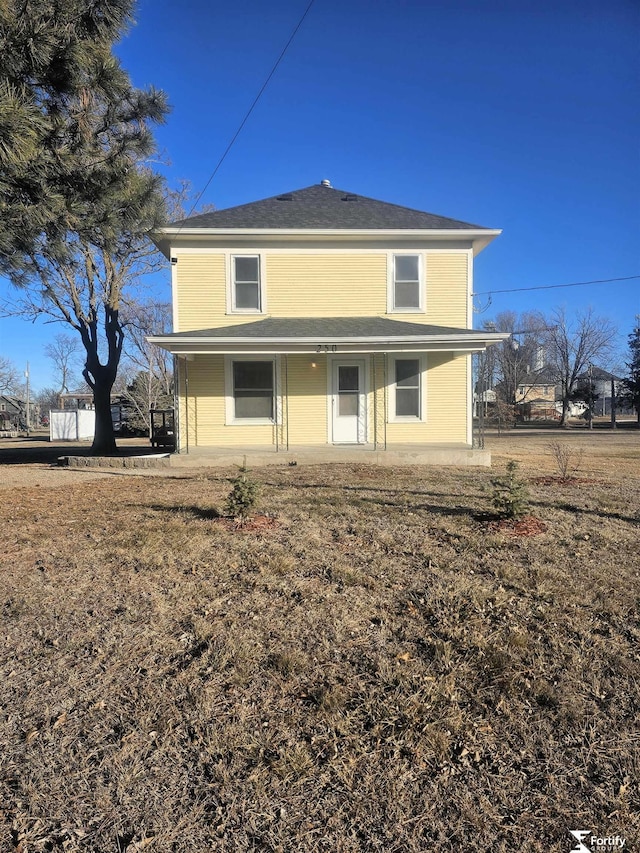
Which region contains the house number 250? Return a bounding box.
[316,344,338,352]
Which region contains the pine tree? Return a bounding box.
[491,460,530,520]
[0,0,168,454]
[225,464,259,519]
[620,324,640,424]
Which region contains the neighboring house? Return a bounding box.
[574,366,633,416]
[514,367,559,420]
[150,181,507,460]
[474,385,497,417]
[515,367,557,405]
[0,395,24,429]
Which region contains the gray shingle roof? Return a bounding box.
[161,317,491,340]
[169,184,489,231]
[520,367,557,385]
[576,366,621,382]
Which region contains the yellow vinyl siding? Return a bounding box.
[180,356,274,447]
[182,356,223,447]
[426,253,468,328]
[267,254,386,316]
[426,353,469,443]
[370,353,386,448]
[282,355,328,444]
[174,250,469,328]
[385,353,468,444]
[176,255,226,332]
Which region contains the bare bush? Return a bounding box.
[548,440,584,479]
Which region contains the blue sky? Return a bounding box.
[1,0,639,391]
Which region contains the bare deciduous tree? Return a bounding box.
[485,311,548,405]
[44,333,83,393]
[119,299,173,434]
[0,355,20,394]
[543,307,617,426]
[35,387,61,416]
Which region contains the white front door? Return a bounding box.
[331,360,366,443]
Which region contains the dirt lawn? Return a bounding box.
[0,428,638,851]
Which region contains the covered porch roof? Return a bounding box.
[149,317,509,356]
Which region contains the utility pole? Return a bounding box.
[25,362,30,436]
[588,363,593,430]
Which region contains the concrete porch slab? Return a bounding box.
[168,444,491,468]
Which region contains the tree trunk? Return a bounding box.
[92,378,117,455]
[81,307,123,456]
[610,378,616,429]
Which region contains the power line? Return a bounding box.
[473,274,640,297]
[179,0,317,224]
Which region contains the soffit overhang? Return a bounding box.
[153,228,501,260]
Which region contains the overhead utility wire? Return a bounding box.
[179,0,317,225]
[473,274,640,296]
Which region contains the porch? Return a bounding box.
[149,317,509,460]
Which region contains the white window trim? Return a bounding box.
[388,354,427,422]
[226,252,267,315]
[387,252,425,314]
[224,355,276,425]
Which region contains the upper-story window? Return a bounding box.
[390,254,423,312]
[232,255,262,312]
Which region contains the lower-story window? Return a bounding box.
[232,360,274,420]
[394,357,421,419]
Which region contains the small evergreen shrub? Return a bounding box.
[225,462,259,519]
[491,460,529,520]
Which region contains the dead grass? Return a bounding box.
[1,434,639,851]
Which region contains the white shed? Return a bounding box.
[49,409,96,441]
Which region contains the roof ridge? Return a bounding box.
[168,183,493,231]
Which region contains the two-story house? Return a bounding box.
[574,366,633,417]
[514,366,559,420]
[0,395,24,430]
[150,181,507,463]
